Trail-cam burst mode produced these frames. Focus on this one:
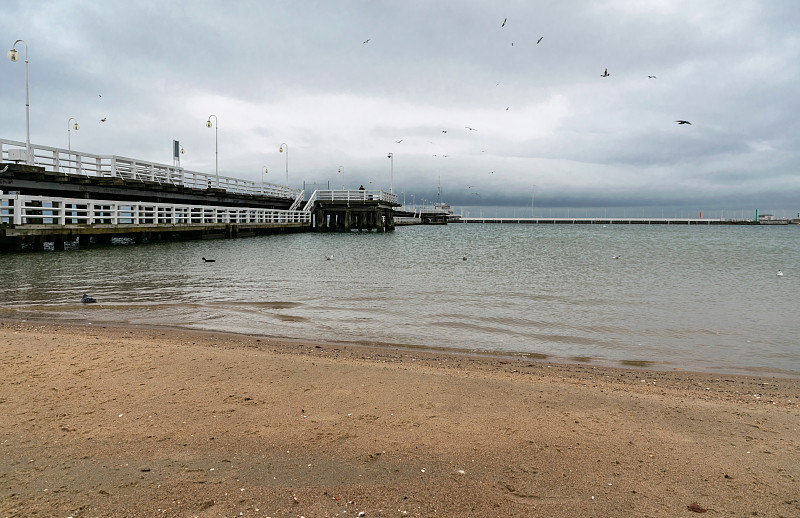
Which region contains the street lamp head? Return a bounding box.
[73,122,79,130]
[387,153,392,158]
[206,120,213,128]
[7,48,19,62]
[279,146,284,153]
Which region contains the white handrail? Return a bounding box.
[1,138,301,200]
[314,189,398,205]
[0,193,311,226]
[302,190,318,212]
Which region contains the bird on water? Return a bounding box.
[202,257,215,262]
[81,294,97,303]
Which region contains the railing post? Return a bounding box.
[13,194,23,225]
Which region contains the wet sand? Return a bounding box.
[1,320,799,517]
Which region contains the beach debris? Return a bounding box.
[462,256,467,261]
[326,254,333,260]
[687,502,708,513]
[202,257,216,262]
[81,294,97,303]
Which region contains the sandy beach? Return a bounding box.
[1,320,799,517]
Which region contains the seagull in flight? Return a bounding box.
[442,130,448,133]
[601,68,610,77]
[537,36,543,44]
[394,139,403,143]
[363,39,370,44]
[488,171,495,174]
[501,18,507,27]
[100,117,107,122]
[675,120,692,125]
[648,75,657,78]
[465,126,477,131]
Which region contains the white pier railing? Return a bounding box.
[0,193,311,226]
[314,189,398,205]
[0,138,300,200]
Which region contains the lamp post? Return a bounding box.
[7,39,31,164]
[279,143,288,186]
[206,114,218,187]
[261,167,268,195]
[338,167,344,190]
[387,152,393,193]
[67,118,79,152]
[532,184,535,218]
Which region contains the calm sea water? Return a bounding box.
[1,224,798,376]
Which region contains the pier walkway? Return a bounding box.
[456,217,737,225]
[1,139,399,250]
[1,138,297,198]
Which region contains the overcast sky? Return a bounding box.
[2,0,799,213]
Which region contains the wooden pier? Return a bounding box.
[1,139,399,250]
[309,190,399,232]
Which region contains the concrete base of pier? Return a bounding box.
[0,222,309,252]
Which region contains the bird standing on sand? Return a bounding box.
[601,68,610,77]
[81,294,97,303]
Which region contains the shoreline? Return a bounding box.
[5,312,800,380]
[2,319,799,516]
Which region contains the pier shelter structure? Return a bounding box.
[1,138,398,250]
[306,190,399,232]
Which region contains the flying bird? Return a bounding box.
[648,75,657,78]
[506,107,510,110]
[442,130,447,133]
[501,18,507,27]
[394,139,403,143]
[467,185,474,189]
[363,39,370,44]
[100,117,107,122]
[601,68,610,77]
[537,36,543,44]
[465,126,477,131]
[488,171,495,174]
[675,120,692,125]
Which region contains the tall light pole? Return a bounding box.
[206,114,218,187]
[387,153,394,193]
[261,167,268,195]
[67,118,79,152]
[7,40,31,164]
[279,143,288,186]
[532,184,535,218]
[338,166,344,190]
